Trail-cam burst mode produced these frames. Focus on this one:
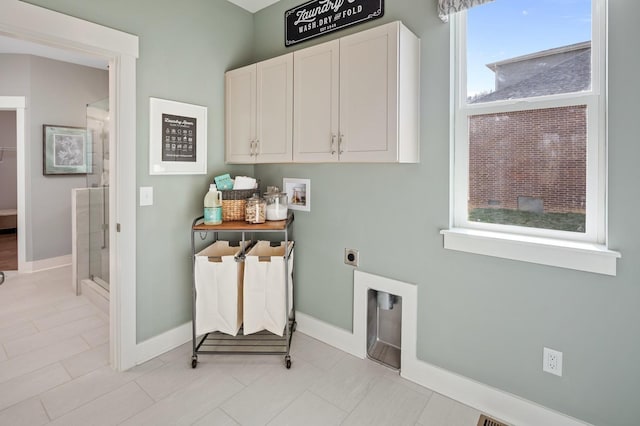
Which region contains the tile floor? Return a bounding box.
[0,266,483,425]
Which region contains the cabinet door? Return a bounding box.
[339,23,399,162]
[225,64,256,164]
[256,54,293,163]
[293,40,340,162]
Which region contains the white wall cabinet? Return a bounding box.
[293,21,420,163]
[226,21,419,164]
[293,40,340,162]
[225,53,293,164]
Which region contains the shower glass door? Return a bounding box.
[86,98,110,291]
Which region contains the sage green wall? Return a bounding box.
[24,0,256,341]
[253,1,640,426]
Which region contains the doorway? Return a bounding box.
[0,110,17,272]
[1,0,139,371]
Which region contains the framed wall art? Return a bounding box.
[149,97,207,175]
[43,125,91,175]
[283,177,311,212]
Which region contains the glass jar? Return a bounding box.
[264,191,288,221]
[245,194,266,224]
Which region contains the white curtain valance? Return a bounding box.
[438,0,494,22]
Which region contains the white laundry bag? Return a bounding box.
[194,240,248,336]
[243,241,294,336]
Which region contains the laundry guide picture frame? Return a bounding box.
[149,97,207,175]
[43,125,91,175]
[283,178,311,212]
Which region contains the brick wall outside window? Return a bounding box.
[468,105,587,214]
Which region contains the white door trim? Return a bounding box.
[0,1,139,371]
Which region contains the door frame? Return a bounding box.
[0,97,24,271]
[0,1,139,371]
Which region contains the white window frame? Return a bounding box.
[442,0,621,275]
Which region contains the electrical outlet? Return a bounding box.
[344,248,359,267]
[543,347,563,376]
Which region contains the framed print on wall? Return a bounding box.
[149,97,207,175]
[283,178,311,212]
[43,125,91,175]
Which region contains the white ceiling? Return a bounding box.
[227,0,280,13]
[0,34,108,69]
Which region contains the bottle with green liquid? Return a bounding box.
[203,184,222,225]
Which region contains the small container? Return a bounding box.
[264,190,288,221]
[245,194,266,224]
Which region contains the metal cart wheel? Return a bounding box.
[191,356,198,369]
[285,355,292,369]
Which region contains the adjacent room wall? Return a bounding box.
[0,54,108,262]
[29,56,108,261]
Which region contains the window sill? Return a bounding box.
[440,228,621,276]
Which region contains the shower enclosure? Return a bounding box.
[85,98,109,291]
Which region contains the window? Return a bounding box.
[443,0,620,275]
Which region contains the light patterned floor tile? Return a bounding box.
[0,336,89,383]
[4,315,105,357]
[201,353,283,387]
[120,369,243,426]
[0,320,39,344]
[267,390,347,426]
[308,354,389,412]
[81,324,110,348]
[134,354,223,401]
[221,359,323,426]
[0,363,71,411]
[33,304,103,331]
[0,398,50,426]
[192,408,240,426]
[418,392,457,426]
[61,343,109,378]
[341,376,431,426]
[41,361,161,419]
[47,381,154,426]
[447,401,482,426]
[290,332,346,372]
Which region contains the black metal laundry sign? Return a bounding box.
[285,0,384,47]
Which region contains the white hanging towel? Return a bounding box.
[194,241,247,336]
[243,241,294,336]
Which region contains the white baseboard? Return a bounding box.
[297,311,363,358]
[22,254,72,273]
[135,322,192,365]
[295,310,590,426]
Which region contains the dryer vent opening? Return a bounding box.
[367,289,402,370]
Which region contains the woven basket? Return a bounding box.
[220,188,257,221]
